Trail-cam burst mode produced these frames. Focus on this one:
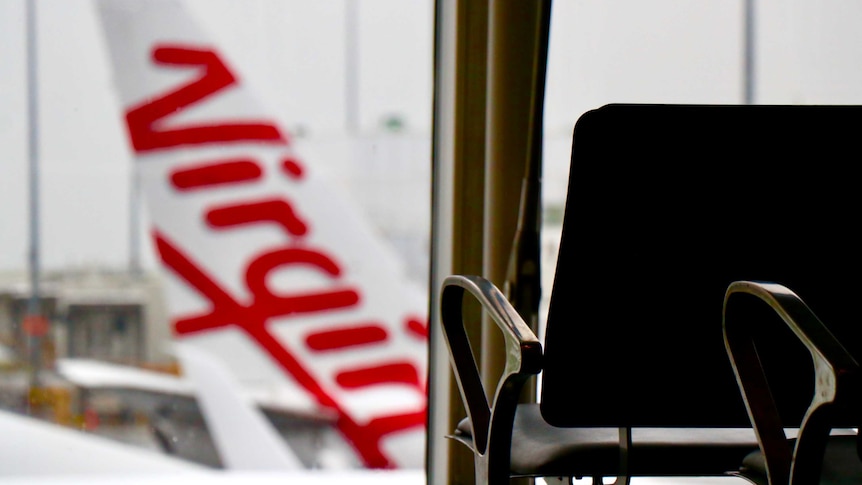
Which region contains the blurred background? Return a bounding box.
[2,0,862,475]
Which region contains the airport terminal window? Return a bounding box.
[4,0,862,481]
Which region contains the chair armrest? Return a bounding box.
[723,280,860,485]
[440,274,543,456]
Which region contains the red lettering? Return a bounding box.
[206,199,308,237]
[153,230,421,467]
[305,325,388,351]
[154,233,239,335]
[154,150,431,466]
[154,231,359,330]
[335,362,421,389]
[244,247,359,315]
[281,157,305,179]
[339,411,426,468]
[405,316,428,339]
[171,159,263,190]
[126,45,285,153]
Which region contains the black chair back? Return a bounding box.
[541,104,862,429]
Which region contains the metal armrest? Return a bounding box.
[440,274,543,481]
[723,280,861,485]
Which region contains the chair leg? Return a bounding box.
[611,427,632,485]
[589,428,632,485]
[543,477,574,485]
[591,476,630,485]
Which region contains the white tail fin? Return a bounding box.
[173,343,304,470]
[95,0,427,468]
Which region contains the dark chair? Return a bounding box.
[724,281,862,485]
[440,103,862,484]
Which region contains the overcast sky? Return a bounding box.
[3,0,862,273]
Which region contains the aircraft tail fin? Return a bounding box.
[95,0,428,468]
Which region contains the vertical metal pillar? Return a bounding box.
[743,0,755,104]
[429,1,551,483]
[429,0,490,483]
[25,0,44,398]
[481,0,550,399]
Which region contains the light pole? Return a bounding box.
[25,0,45,401]
[744,0,755,104]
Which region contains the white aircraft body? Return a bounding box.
[0,388,427,481]
[0,407,209,478]
[89,0,429,471]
